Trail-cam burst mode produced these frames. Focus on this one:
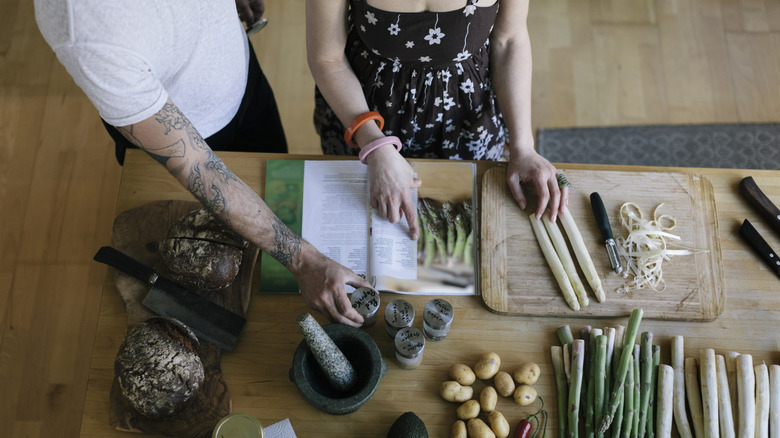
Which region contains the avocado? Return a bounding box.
[387,411,428,438]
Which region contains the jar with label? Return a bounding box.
[422,298,454,341]
[384,299,414,339]
[349,287,380,328]
[394,327,425,370]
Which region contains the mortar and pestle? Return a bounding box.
[290,313,387,415]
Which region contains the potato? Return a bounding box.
[493,371,515,397]
[488,411,510,438]
[449,363,476,386]
[480,385,498,412]
[456,399,481,420]
[440,380,474,402]
[474,352,501,380]
[452,420,467,438]
[513,384,538,406]
[513,362,541,385]
[468,418,497,438]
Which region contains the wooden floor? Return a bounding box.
[1,0,778,436]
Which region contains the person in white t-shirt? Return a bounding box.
[34,0,372,327]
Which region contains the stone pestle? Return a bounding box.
[296,313,357,393]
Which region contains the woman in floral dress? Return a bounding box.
[307,0,568,239]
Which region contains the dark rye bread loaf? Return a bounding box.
[160,208,249,292]
[114,317,205,419]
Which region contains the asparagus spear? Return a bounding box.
[570,339,586,438]
[598,308,644,433]
[700,348,719,438]
[621,354,635,438]
[685,357,705,438]
[657,365,675,438]
[594,335,608,438]
[671,336,694,438]
[736,354,755,438]
[647,345,660,438]
[638,332,654,438]
[552,345,569,438]
[715,354,735,438]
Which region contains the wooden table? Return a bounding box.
[79,150,780,437]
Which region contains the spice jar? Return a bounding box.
[349,287,380,328]
[422,298,454,341]
[394,327,425,370]
[384,299,414,339]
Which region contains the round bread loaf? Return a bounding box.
[160,208,248,291]
[114,317,204,419]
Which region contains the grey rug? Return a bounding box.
[536,123,780,170]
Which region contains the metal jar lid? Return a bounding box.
[384,299,414,330]
[394,327,425,359]
[350,287,380,319]
[423,298,454,330]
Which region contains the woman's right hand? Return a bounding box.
[364,145,421,240]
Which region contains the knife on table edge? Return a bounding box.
[93,246,245,350]
[739,176,780,238]
[738,219,780,279]
[590,192,623,275]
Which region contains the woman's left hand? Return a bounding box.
[506,148,568,223]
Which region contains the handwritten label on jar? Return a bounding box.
[423,299,453,341]
[350,287,380,328]
[394,327,425,369]
[384,299,414,339]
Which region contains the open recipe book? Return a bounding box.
[258,159,477,295]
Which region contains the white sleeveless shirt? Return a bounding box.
[34,0,248,137]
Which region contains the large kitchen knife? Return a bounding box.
[590,192,623,274]
[93,246,245,350]
[739,176,780,238]
[739,219,780,279]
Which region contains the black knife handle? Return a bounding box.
[590,192,614,240]
[93,246,156,284]
[739,176,780,238]
[739,219,780,278]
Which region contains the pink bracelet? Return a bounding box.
[358,136,403,164]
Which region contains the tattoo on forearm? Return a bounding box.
[269,217,301,267]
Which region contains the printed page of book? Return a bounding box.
[301,160,370,278]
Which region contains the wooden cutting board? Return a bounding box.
[479,167,725,321]
[107,200,259,437]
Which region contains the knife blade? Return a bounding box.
[93,246,245,350]
[739,219,780,279]
[590,192,623,274]
[739,176,780,238]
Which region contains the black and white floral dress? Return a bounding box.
[314,0,508,160]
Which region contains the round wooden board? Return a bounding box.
[107,200,259,437]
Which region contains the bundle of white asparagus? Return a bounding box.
[529,206,606,311]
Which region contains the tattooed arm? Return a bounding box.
[117,99,371,326]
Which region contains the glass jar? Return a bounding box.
[394,327,425,370]
[384,299,414,339]
[350,287,380,328]
[422,298,454,341]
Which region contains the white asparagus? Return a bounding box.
[736,354,755,438]
[559,206,606,302]
[699,349,719,438]
[529,213,580,311]
[715,355,735,438]
[685,357,705,438]
[543,214,590,308]
[726,352,740,430]
[770,365,779,438]
[671,336,693,438]
[657,364,675,438]
[755,364,769,438]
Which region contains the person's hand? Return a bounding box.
[365,145,422,240]
[235,0,264,25]
[506,148,569,223]
[293,249,372,327]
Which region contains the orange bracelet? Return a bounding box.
[344,111,384,148]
